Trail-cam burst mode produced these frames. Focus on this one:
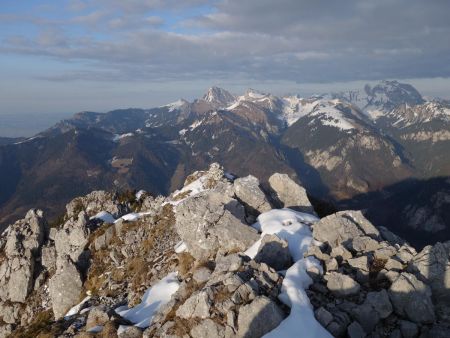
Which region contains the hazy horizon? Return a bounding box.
[1,76,449,137]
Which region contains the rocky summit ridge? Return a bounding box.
[0,164,449,338]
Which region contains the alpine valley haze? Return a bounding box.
[0,1,449,338]
[1,81,448,248]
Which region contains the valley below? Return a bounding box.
[0,80,449,248]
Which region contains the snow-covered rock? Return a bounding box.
[116,272,180,329]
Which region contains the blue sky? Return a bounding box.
[1,0,450,115]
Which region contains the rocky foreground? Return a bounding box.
[0,164,449,337]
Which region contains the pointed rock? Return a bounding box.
[48,256,83,319]
[268,173,315,214]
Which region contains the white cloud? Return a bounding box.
[1,0,450,86]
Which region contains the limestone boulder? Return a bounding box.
[48,256,83,319]
[388,272,435,324]
[408,241,450,304]
[54,211,89,265]
[365,289,393,319]
[312,211,380,249]
[268,173,315,214]
[233,175,272,214]
[175,191,259,261]
[325,272,360,297]
[7,259,34,303]
[237,296,285,338]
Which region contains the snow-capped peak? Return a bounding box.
[307,100,357,131]
[332,80,425,121]
[387,100,450,128]
[162,99,190,112]
[280,95,321,126]
[226,88,277,111]
[365,80,424,112]
[202,86,236,108]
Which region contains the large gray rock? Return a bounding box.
[348,236,381,253]
[7,259,34,303]
[325,272,360,297]
[41,245,56,270]
[374,246,398,261]
[233,175,272,214]
[176,290,212,319]
[0,302,20,324]
[214,253,247,274]
[396,245,416,264]
[268,173,314,213]
[348,256,369,284]
[325,258,339,272]
[5,209,46,257]
[254,234,292,271]
[66,190,124,219]
[48,256,83,319]
[192,266,212,284]
[348,256,369,272]
[237,296,285,338]
[1,209,47,303]
[54,211,89,265]
[408,241,450,304]
[388,272,435,324]
[312,211,380,249]
[385,258,404,271]
[175,191,259,261]
[94,225,115,251]
[352,302,380,333]
[190,318,224,338]
[365,289,393,319]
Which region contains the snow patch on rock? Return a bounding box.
[115,272,180,329]
[244,209,331,338]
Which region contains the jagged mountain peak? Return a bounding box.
[202,86,236,107]
[386,100,450,128]
[365,80,424,110]
[333,80,425,120]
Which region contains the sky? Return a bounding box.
[1,0,450,116]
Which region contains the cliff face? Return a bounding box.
[0,164,449,338]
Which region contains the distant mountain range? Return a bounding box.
[0,80,449,247]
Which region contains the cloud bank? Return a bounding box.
[1,0,450,84]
